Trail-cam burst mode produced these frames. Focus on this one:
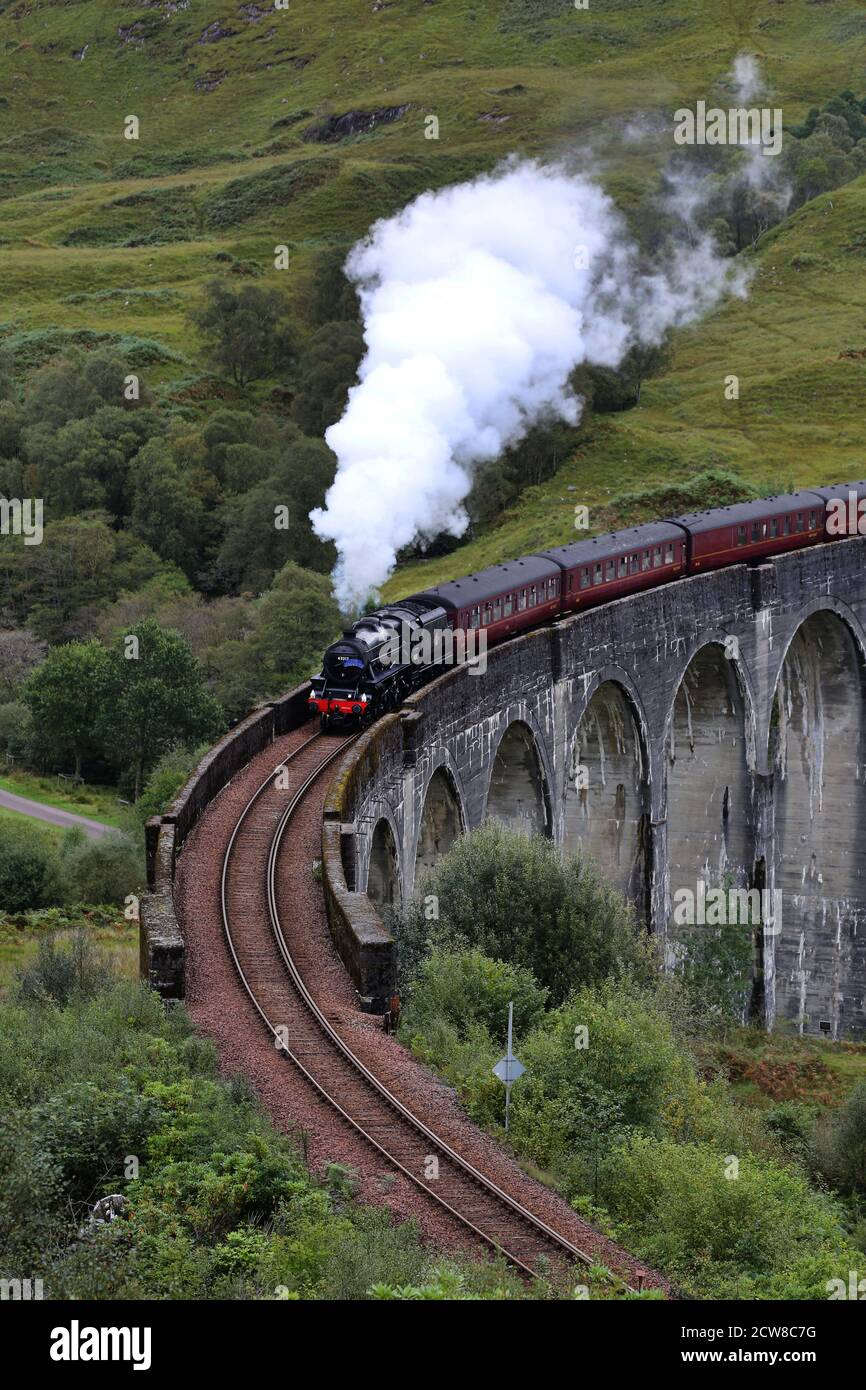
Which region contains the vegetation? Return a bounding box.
[401,822,654,1003]
[0,935,582,1300]
[0,818,143,915]
[395,825,866,1300]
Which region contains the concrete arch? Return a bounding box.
[770,608,866,1038]
[764,596,866,747]
[414,763,466,885]
[661,631,759,769]
[664,638,758,897]
[563,677,651,916]
[366,814,402,912]
[484,718,552,837]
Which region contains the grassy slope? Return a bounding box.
[384,175,866,595]
[1,0,866,592]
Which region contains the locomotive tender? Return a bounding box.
[308,481,866,731]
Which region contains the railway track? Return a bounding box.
[219,727,632,1286]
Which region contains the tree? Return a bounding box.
[189,281,299,387]
[216,427,336,590]
[129,439,210,578]
[0,514,163,642]
[249,561,342,686]
[292,321,363,438]
[23,406,163,522]
[0,627,47,702]
[98,620,224,799]
[23,640,109,778]
[0,819,65,912]
[305,245,360,328]
[24,351,144,431]
[393,822,654,1004]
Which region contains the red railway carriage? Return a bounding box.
[536,522,687,614]
[809,480,866,537]
[409,554,563,643]
[670,491,824,573]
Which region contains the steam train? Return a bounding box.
[308,481,866,731]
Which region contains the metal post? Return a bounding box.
[505,1001,513,1132]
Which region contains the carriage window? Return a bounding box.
[606,560,615,581]
[518,589,527,611]
[629,555,639,574]
[665,544,674,563]
[737,526,746,545]
[751,522,761,542]
[652,547,662,567]
[809,510,817,528]
[770,518,779,538]
[783,515,791,535]
[548,578,558,598]
[483,605,493,625]
[493,600,502,621]
[529,585,537,605]
[641,551,651,571]
[619,556,628,578]
[504,594,513,617]
[470,607,480,628]
[593,563,603,585]
[796,512,804,533]
[580,569,590,590]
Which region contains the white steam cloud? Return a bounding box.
[729,53,763,105]
[311,160,747,609]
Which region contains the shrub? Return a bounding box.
[597,1134,860,1299]
[59,829,144,905]
[813,1081,866,1194]
[135,744,205,824]
[14,930,113,1007]
[30,1079,161,1202]
[509,983,695,1188]
[394,822,654,1002]
[401,949,548,1041]
[0,818,65,912]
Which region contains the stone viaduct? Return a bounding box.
[326,539,866,1040]
[143,538,866,1040]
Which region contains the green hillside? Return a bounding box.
[1,0,866,596]
[384,171,866,596]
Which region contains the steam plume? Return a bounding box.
[311,160,747,609]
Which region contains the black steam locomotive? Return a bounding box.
[308,597,453,731]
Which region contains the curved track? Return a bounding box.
[219,728,635,1284]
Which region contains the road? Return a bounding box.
[0,788,112,839]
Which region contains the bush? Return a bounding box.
[813,1081,866,1194]
[508,983,696,1188]
[14,930,113,1008]
[135,744,205,824]
[597,1134,860,1299]
[30,1079,161,1202]
[395,822,654,1002]
[401,949,548,1041]
[59,829,144,905]
[0,819,65,912]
